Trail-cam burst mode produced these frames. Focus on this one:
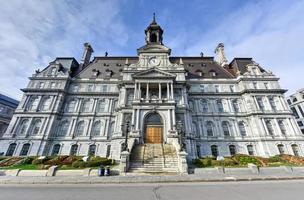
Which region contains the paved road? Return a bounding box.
[0,180,303,200]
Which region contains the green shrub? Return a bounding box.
[88,157,113,166]
[71,160,86,168]
[192,159,204,168]
[223,158,238,167]
[233,154,261,166]
[268,156,283,163]
[22,157,36,164]
[32,157,51,165]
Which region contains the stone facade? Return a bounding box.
[286,88,304,135]
[0,18,303,160]
[0,94,19,139]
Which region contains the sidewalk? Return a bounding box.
[1,173,304,184]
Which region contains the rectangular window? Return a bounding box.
[287,99,292,105]
[291,107,300,118]
[297,105,304,118]
[50,82,56,89]
[101,85,108,92]
[297,121,303,127]
[253,82,258,89]
[200,85,205,92]
[229,85,235,92]
[215,85,220,93]
[38,82,44,89]
[87,84,94,92]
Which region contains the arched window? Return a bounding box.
[232,99,240,112]
[150,33,157,42]
[70,144,78,156]
[277,144,285,155]
[238,121,247,136]
[97,99,106,112]
[265,120,274,136]
[92,121,102,136]
[211,145,218,157]
[268,97,277,111]
[106,145,111,158]
[126,92,134,106]
[81,99,92,112]
[229,145,236,156]
[30,119,42,135]
[20,143,31,156]
[108,121,115,139]
[189,100,194,110]
[6,143,17,156]
[18,119,29,135]
[57,121,70,136]
[40,96,51,111]
[257,97,265,111]
[192,122,199,136]
[278,120,287,135]
[27,96,39,111]
[291,144,299,156]
[51,144,61,156]
[201,99,208,112]
[66,99,77,112]
[206,121,213,136]
[247,145,254,156]
[222,121,230,136]
[88,144,96,156]
[216,99,223,112]
[75,121,85,136]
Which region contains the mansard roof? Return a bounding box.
[75,56,263,80]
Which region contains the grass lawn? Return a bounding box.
[0,164,40,170]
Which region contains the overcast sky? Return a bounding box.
[1,0,303,100]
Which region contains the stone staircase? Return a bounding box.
[129,144,179,174]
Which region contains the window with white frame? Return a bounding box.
[27,96,39,111]
[238,121,247,136]
[201,99,208,112]
[265,120,274,136]
[57,121,70,136]
[30,119,42,135]
[66,99,77,112]
[216,99,224,112]
[97,99,106,112]
[40,96,51,111]
[206,121,213,136]
[278,120,287,135]
[92,121,102,136]
[232,99,240,112]
[257,97,265,111]
[75,121,85,136]
[81,99,92,112]
[222,121,230,136]
[268,97,277,111]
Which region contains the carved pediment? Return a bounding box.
[132,67,176,79]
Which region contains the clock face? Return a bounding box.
[148,57,160,66]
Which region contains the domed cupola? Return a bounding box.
[145,13,164,45]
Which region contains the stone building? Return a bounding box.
[0,94,19,139]
[0,17,303,163]
[286,88,304,135]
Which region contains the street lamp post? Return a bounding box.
[176,120,186,152]
[122,121,131,152]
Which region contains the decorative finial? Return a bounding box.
[153,12,156,23]
[200,52,204,57]
[105,51,108,57]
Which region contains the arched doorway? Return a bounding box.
[144,113,163,143]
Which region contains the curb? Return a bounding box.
[1,176,304,184]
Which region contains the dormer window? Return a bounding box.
[105,69,113,77]
[209,70,217,77]
[195,70,203,77]
[293,97,297,102]
[50,67,57,76]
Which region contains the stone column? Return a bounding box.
[159,83,161,100]
[170,83,174,100]
[167,83,170,99]
[134,83,137,99]
[146,83,149,100]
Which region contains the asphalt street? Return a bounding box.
[0,180,303,200]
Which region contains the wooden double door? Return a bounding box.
[145,126,163,143]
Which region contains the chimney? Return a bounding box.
[214,43,228,66]
[80,43,94,69]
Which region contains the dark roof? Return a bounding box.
[76,57,138,79]
[76,56,237,79]
[0,93,19,108]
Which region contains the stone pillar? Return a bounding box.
[138,83,141,99]
[170,83,174,100]
[167,83,170,99]
[159,83,161,100]
[178,151,188,174]
[120,151,130,175]
[134,83,137,99]
[146,83,149,100]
